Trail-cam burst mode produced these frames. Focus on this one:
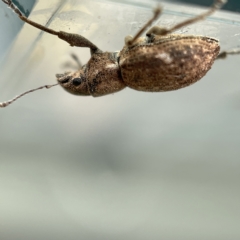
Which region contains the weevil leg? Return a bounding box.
[70,53,82,68]
[126,6,162,46]
[146,0,227,37]
[62,54,82,70]
[217,49,240,59]
[2,0,100,54]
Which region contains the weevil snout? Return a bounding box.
[56,69,90,96]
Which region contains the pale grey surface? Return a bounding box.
[0,0,35,64]
[0,0,240,239]
[0,0,23,64]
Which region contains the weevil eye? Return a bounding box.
[56,69,89,96]
[72,77,82,86]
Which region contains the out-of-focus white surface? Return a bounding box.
[0,0,240,239]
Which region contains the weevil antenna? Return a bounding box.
[2,0,100,53]
[0,83,59,108]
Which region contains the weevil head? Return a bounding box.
[56,67,90,96]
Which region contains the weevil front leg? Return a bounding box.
[70,53,82,68]
[2,0,101,55]
[62,53,82,70]
[146,0,227,37]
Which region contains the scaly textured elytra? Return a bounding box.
[1,0,240,107]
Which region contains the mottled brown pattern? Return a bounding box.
[119,35,220,92]
[86,52,125,97]
[57,52,125,96]
[58,35,219,96]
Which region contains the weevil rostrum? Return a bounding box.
[1,0,240,107]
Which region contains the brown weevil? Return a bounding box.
[1,0,240,107]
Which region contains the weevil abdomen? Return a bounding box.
[119,35,220,92]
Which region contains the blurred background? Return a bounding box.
[0,0,240,239]
[173,0,240,12]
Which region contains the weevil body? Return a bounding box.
[58,34,219,96]
[1,0,240,107]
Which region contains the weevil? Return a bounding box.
[0,0,240,107]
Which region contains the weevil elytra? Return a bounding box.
[1,0,240,107]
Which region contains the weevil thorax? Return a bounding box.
[57,66,90,95]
